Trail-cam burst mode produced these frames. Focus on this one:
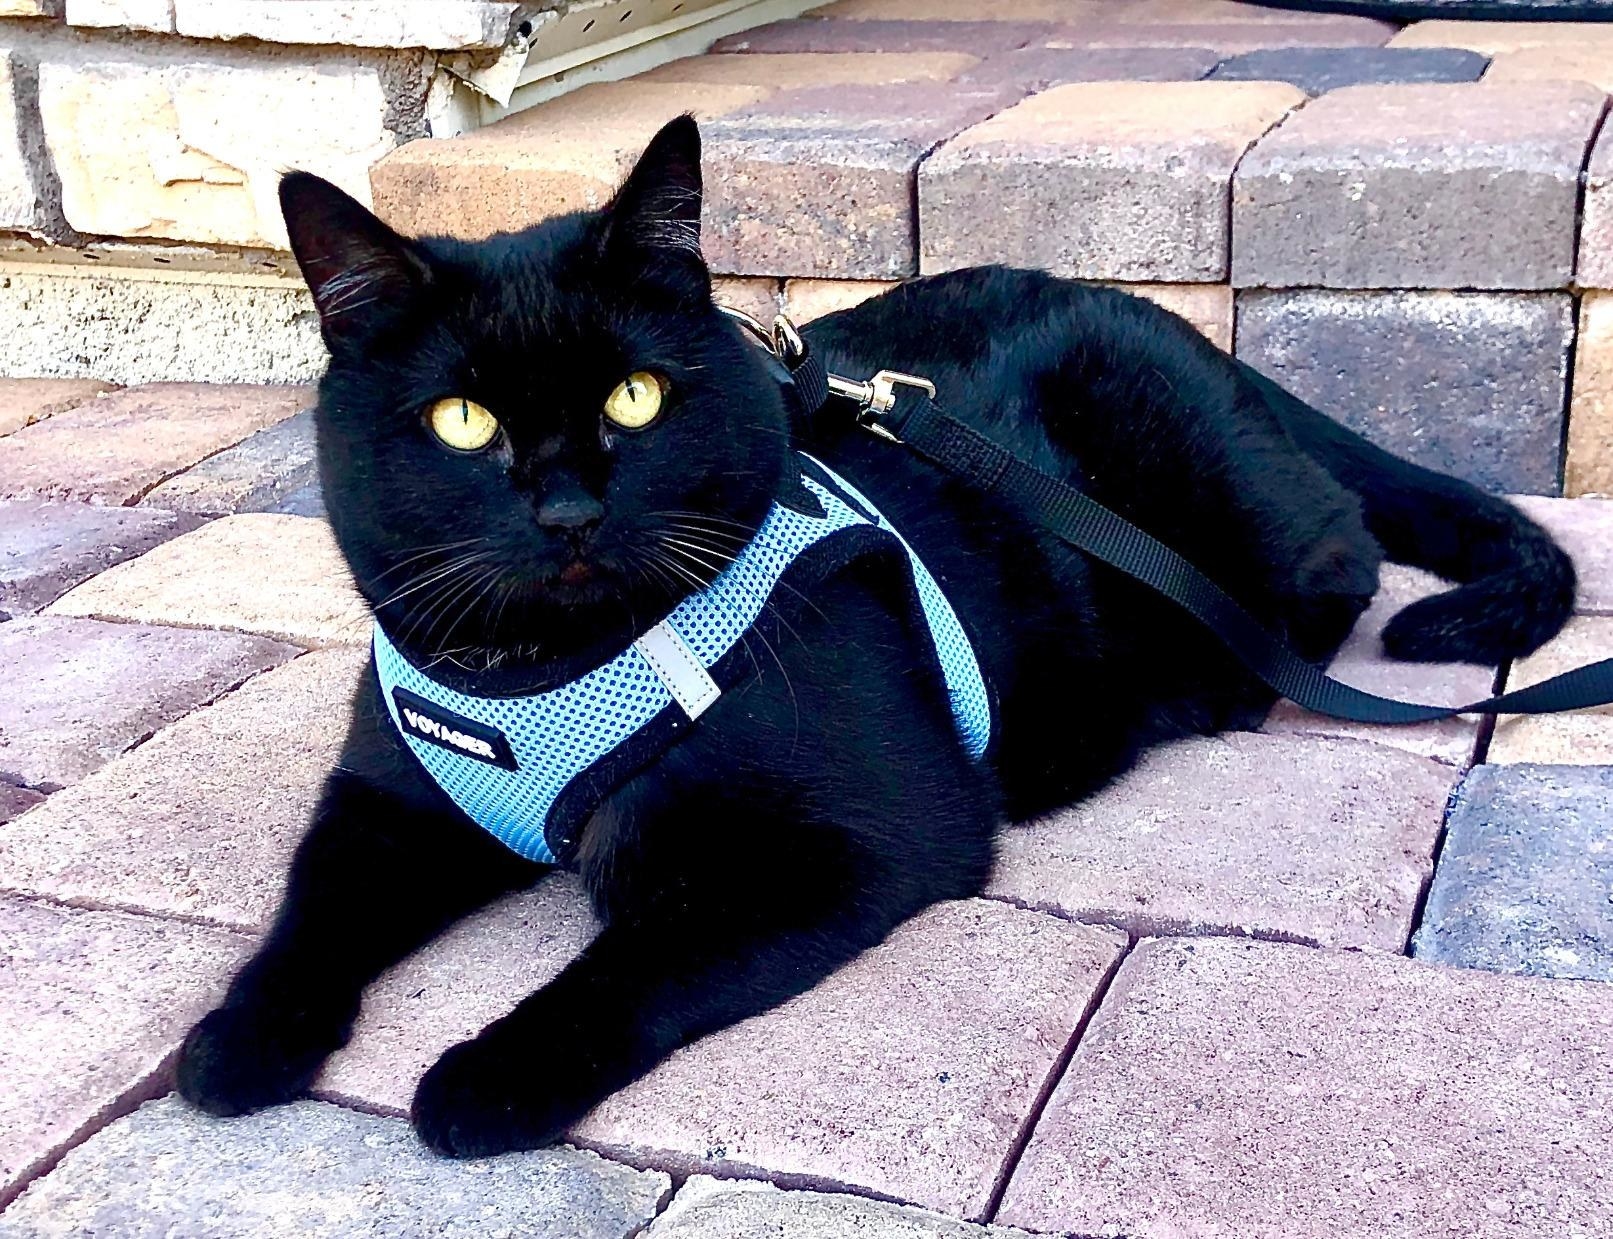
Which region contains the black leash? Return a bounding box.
[755,322,1613,726]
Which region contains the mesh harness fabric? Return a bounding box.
[372,454,993,867]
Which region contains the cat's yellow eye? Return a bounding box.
[427,397,500,452]
[603,372,666,431]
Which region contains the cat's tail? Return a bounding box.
[1245,364,1575,665]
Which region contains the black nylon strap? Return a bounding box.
[869,389,1613,725]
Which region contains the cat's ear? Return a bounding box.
[603,115,707,284]
[279,171,431,351]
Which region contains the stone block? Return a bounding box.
[140,408,318,516]
[0,266,327,386]
[0,897,249,1210]
[646,1177,1034,1238]
[1485,46,1613,92]
[1233,83,1605,291]
[0,1095,671,1239]
[0,378,115,437]
[1489,616,1613,763]
[1235,289,1573,495]
[997,937,1613,1237]
[0,616,294,791]
[704,82,1020,279]
[0,382,309,505]
[48,513,368,647]
[173,1,530,50]
[0,783,43,824]
[574,902,1124,1220]
[0,498,202,617]
[316,877,599,1112]
[1390,19,1613,55]
[642,50,978,88]
[811,0,1109,18]
[1262,564,1495,764]
[957,46,1218,91]
[1414,763,1613,982]
[371,80,770,241]
[0,647,365,929]
[1117,282,1233,351]
[1210,46,1489,93]
[1581,124,1613,289]
[713,19,1054,55]
[920,81,1304,282]
[782,277,897,322]
[1512,494,1613,613]
[0,51,58,236]
[708,276,780,324]
[988,731,1454,949]
[37,49,402,248]
[1049,17,1395,54]
[0,0,63,15]
[65,0,173,31]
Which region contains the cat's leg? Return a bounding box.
[178,769,541,1116]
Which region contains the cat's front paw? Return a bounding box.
[412,1036,578,1158]
[176,1006,335,1117]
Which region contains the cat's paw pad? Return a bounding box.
[175,1006,329,1118]
[412,1038,569,1158]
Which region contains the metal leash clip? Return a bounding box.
[717,304,936,442]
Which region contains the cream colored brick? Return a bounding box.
[38,52,400,248]
[371,80,768,240]
[1116,283,1233,351]
[65,0,174,32]
[174,0,525,50]
[1390,20,1613,55]
[1485,46,1613,93]
[47,513,369,648]
[781,279,897,323]
[643,51,976,88]
[0,0,61,14]
[1489,616,1613,763]
[1568,293,1613,499]
[711,277,781,324]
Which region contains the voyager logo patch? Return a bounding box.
[392,687,518,771]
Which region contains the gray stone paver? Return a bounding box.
[1208,46,1489,93]
[0,1096,670,1239]
[0,896,249,1210]
[139,409,318,516]
[1414,764,1613,983]
[0,498,202,618]
[0,783,44,825]
[0,616,296,792]
[646,1176,1035,1238]
[998,937,1613,1238]
[1512,495,1613,616]
[0,648,365,930]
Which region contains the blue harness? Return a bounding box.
[373,454,992,866]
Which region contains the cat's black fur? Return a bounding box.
[176,116,1575,1156]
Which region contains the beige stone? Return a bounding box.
[1111,0,1386,22]
[1390,19,1613,54]
[174,0,527,50]
[0,0,61,14]
[37,51,401,248]
[815,0,1107,18]
[0,378,115,437]
[371,80,768,241]
[47,513,370,647]
[0,51,56,236]
[65,0,174,32]
[710,276,780,324]
[1568,293,1613,498]
[1489,615,1613,763]
[1116,282,1233,350]
[642,50,977,88]
[1484,46,1613,92]
[0,648,365,929]
[1583,125,1613,291]
[781,278,898,322]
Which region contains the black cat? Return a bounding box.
[176,115,1574,1157]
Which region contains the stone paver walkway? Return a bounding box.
[3,1,1613,1231]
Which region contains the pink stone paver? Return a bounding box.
[0,895,250,1209]
[987,731,1455,949]
[0,616,297,792]
[0,384,309,505]
[997,936,1613,1237]
[1262,563,1494,764]
[0,378,116,437]
[316,877,599,1113]
[0,648,364,930]
[1513,495,1613,616]
[1047,17,1395,54]
[561,901,1124,1221]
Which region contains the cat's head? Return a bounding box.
[281,116,790,674]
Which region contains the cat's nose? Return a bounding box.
[536,483,604,533]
